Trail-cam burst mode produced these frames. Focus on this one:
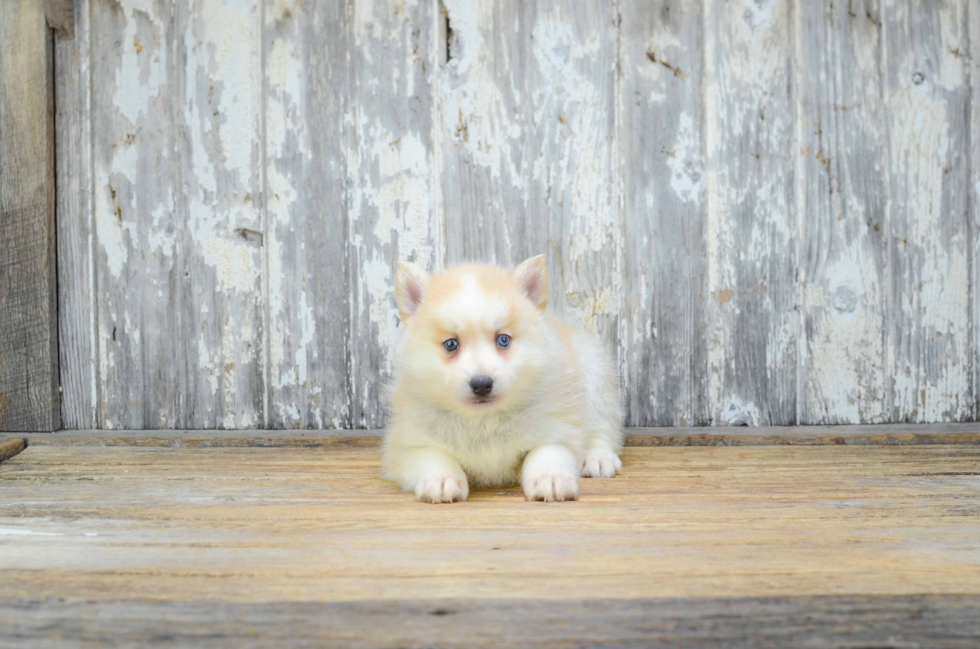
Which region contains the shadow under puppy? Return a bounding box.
[383,255,623,503]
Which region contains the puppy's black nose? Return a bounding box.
[470,376,493,397]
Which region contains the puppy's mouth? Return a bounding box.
[469,396,497,405]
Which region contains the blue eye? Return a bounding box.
[496,334,511,347]
[443,339,459,352]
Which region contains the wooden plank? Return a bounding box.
[89,0,181,428]
[703,0,797,426]
[55,0,98,429]
[971,1,980,423]
[177,0,265,428]
[0,438,26,463]
[347,0,441,428]
[15,434,383,449]
[619,0,706,426]
[262,0,350,429]
[7,422,980,448]
[0,0,60,432]
[3,595,979,648]
[796,1,887,424]
[883,0,971,422]
[1,444,979,605]
[440,0,530,265]
[525,0,620,365]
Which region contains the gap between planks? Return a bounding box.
[1,423,979,449]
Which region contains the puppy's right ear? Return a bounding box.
[514,255,549,311]
[396,262,429,322]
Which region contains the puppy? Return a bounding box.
[382,256,623,503]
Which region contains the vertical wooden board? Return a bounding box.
[89,0,181,428]
[525,0,620,366]
[703,0,797,425]
[55,0,98,429]
[882,0,971,422]
[264,0,350,428]
[440,0,530,266]
[0,0,60,432]
[618,0,706,426]
[177,0,264,428]
[348,0,441,428]
[796,1,888,424]
[972,0,980,420]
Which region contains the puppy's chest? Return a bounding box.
[434,420,532,485]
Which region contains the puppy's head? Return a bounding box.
[395,256,552,415]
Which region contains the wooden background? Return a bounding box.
[54,0,979,430]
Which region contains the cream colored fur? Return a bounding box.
[382,256,623,503]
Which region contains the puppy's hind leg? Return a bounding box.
[577,337,624,479]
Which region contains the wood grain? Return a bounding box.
[347,0,442,428]
[440,0,530,266]
[262,0,350,429]
[3,595,979,648]
[527,0,621,361]
[89,0,181,429]
[703,0,797,426]
[619,0,707,427]
[796,0,888,424]
[2,444,980,604]
[973,0,980,423]
[0,0,60,432]
[883,0,971,422]
[55,0,97,430]
[7,423,980,448]
[177,0,265,428]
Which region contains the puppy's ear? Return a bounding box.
[396,262,429,322]
[513,255,549,311]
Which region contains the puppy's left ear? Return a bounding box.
[396,262,429,322]
[514,255,550,311]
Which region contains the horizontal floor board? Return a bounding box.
[3,422,980,448]
[2,594,979,648]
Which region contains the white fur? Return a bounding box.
[383,259,624,503]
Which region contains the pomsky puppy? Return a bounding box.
[382,256,623,503]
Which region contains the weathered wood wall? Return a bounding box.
[0,0,61,432]
[55,0,979,429]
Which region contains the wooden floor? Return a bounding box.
[2,434,980,647]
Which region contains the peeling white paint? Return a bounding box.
[667,112,704,204]
[441,0,525,188]
[528,4,619,342]
[112,2,166,126]
[66,0,978,431]
[886,20,970,421]
[719,396,762,426]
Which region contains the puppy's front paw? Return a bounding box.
[581,447,622,478]
[415,474,469,504]
[523,470,578,502]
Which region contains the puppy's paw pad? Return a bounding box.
[415,475,468,504]
[581,448,622,478]
[523,473,579,502]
